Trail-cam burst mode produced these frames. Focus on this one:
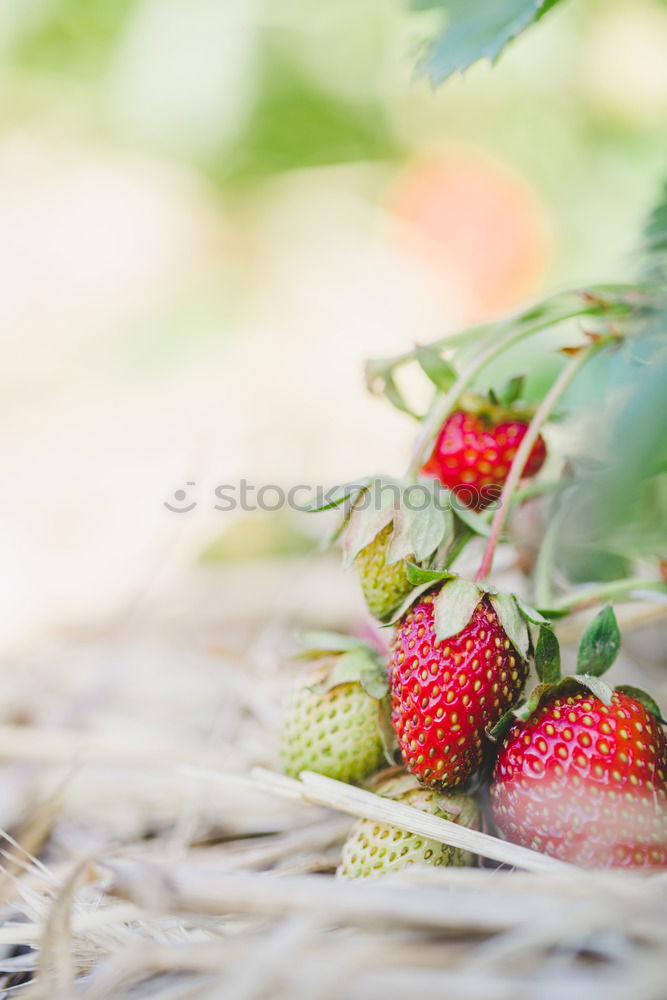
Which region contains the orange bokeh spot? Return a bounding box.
[386,150,551,320]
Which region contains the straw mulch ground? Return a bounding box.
[1,558,667,1000]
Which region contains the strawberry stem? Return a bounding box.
[550,577,667,613]
[474,341,607,583]
[368,286,640,394]
[403,289,638,482]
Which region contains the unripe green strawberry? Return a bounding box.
[337,770,479,878]
[354,522,413,621]
[280,635,390,784]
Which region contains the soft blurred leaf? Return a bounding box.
[200,513,315,564]
[414,0,566,85]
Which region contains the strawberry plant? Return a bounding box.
[279,0,667,872]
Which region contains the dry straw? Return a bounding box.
[0,599,665,999]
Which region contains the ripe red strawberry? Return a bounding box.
[388,590,529,787]
[421,410,546,511]
[491,689,667,868]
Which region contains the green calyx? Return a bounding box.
[331,476,456,622]
[310,475,501,623]
[490,603,664,738]
[281,634,393,784]
[296,631,388,700]
[455,387,537,427]
[390,571,545,662]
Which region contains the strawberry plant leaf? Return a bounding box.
[513,682,555,721]
[383,580,437,626]
[498,374,526,406]
[514,596,550,626]
[314,649,388,699]
[576,604,621,677]
[377,697,399,762]
[452,503,493,538]
[573,674,614,705]
[534,626,561,684]
[433,577,481,641]
[341,480,398,567]
[384,373,420,419]
[415,0,565,86]
[307,479,370,512]
[299,631,367,655]
[405,564,455,586]
[415,345,457,392]
[615,685,667,724]
[488,593,530,659]
[489,707,518,742]
[403,485,453,561]
[385,505,414,566]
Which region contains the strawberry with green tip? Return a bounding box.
[388,578,532,788]
[337,769,479,878]
[354,522,413,620]
[280,632,390,784]
[337,477,454,622]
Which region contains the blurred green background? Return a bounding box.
[2,0,667,649]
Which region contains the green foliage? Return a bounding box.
[414,0,566,85]
[534,626,560,684]
[432,577,481,640]
[576,605,621,678]
[7,0,136,79]
[641,182,667,285]
[218,47,398,181]
[615,685,667,724]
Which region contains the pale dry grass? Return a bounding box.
[0,563,665,999]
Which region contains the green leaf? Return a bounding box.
[306,479,369,512]
[415,0,565,86]
[433,578,481,641]
[534,626,561,684]
[415,345,456,392]
[376,696,399,762]
[382,580,436,626]
[615,685,667,724]
[383,374,420,419]
[311,649,388,700]
[359,661,390,700]
[385,506,414,566]
[299,631,366,655]
[574,674,614,705]
[405,564,454,586]
[489,707,518,742]
[341,479,399,567]
[403,485,452,562]
[452,503,493,538]
[576,605,621,678]
[513,682,554,721]
[514,596,550,626]
[489,593,530,659]
[498,374,526,406]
